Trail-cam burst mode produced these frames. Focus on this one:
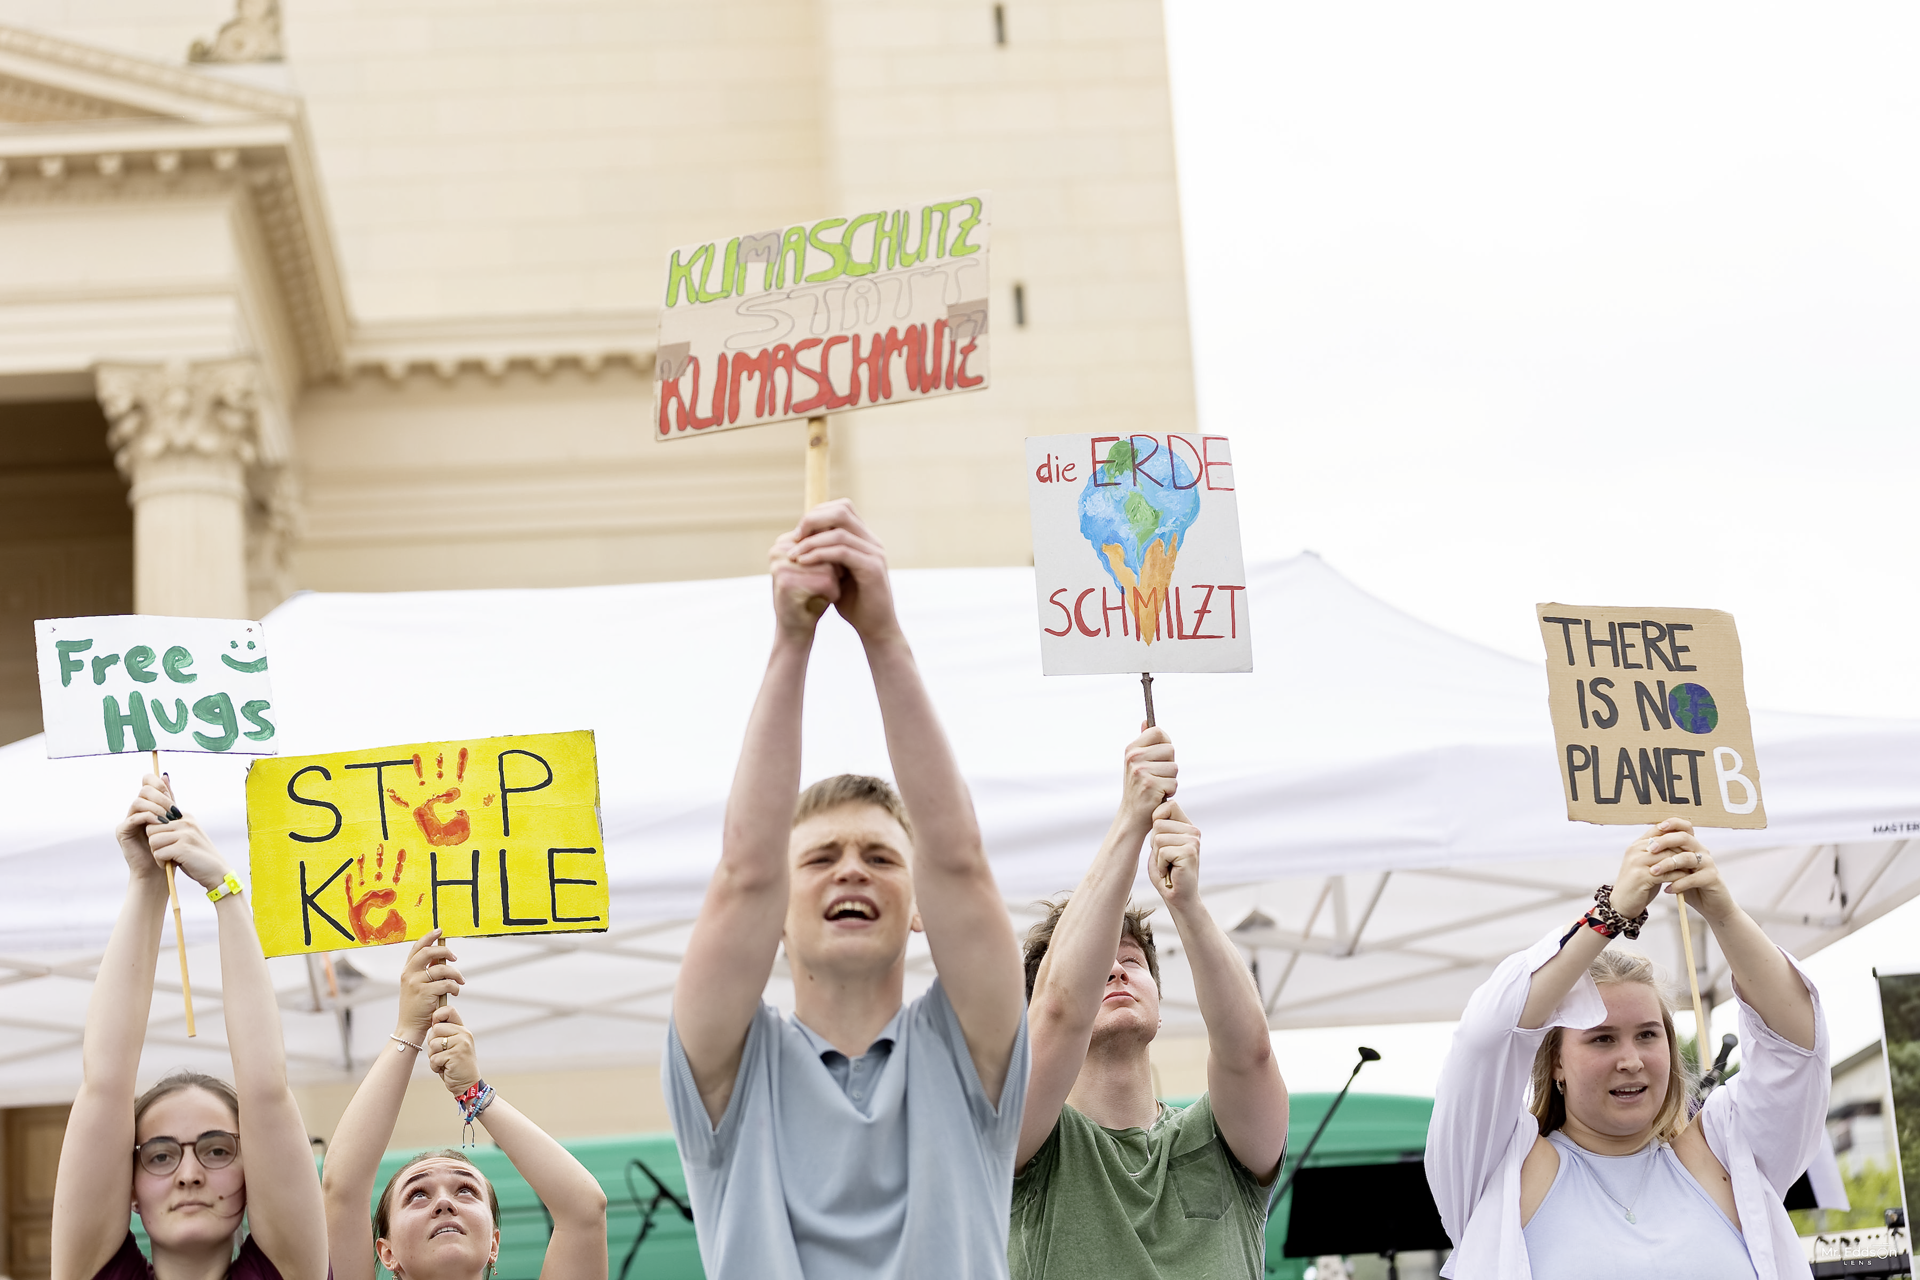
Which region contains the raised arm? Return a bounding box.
[1150,801,1288,1181]
[1016,727,1176,1167]
[791,500,1023,1104]
[672,527,841,1124]
[321,933,464,1280]
[149,810,328,1280]
[1653,819,1815,1050]
[429,1006,608,1280]
[1519,822,1676,1029]
[51,777,172,1280]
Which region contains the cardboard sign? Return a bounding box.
[245,731,608,957]
[654,193,990,440]
[1026,433,1252,675]
[1536,605,1765,828]
[34,615,275,758]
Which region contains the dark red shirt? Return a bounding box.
[93,1233,284,1280]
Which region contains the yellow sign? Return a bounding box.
[246,731,608,957]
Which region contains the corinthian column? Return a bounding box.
[96,359,268,619]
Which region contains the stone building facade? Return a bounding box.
[0,0,1197,745]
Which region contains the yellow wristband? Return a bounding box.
[207,872,244,903]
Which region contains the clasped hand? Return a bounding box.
[1609,817,1733,922]
[770,500,900,643]
[116,773,231,893]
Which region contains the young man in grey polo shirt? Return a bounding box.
[1009,728,1288,1279]
[665,500,1030,1280]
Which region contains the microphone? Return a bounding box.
[630,1156,693,1221]
[1272,1047,1380,1203]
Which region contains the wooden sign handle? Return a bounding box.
[805,415,829,508]
[1676,891,1706,1064]
[152,750,196,1038]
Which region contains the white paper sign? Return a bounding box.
[1026,433,1252,675]
[35,615,277,759]
[654,193,990,440]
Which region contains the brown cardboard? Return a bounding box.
[1536,604,1766,829]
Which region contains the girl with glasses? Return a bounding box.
[53,776,328,1280]
[321,930,607,1280]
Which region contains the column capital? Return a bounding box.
[96,358,267,485]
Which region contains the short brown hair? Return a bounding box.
[1528,949,1694,1145]
[373,1149,499,1243]
[134,1070,240,1127]
[793,774,913,838]
[1022,896,1160,1001]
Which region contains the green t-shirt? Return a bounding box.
[1009,1093,1271,1280]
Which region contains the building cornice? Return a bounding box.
[0,24,295,122]
[344,312,658,384]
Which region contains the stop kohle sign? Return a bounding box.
[1536,605,1765,829]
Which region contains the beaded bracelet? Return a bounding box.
[454,1079,496,1148]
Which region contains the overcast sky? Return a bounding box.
[1161,1,1920,1090]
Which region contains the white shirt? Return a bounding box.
[1425,927,1829,1280]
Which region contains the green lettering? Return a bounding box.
[124,645,158,683]
[191,692,239,751]
[841,212,885,277]
[56,638,92,687]
[895,209,928,268]
[804,218,850,283]
[776,226,809,288]
[103,693,156,753]
[664,244,709,308]
[947,196,984,257]
[151,698,189,734]
[91,652,121,684]
[241,699,276,742]
[162,645,197,683]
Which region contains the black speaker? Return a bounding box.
[1281,1158,1454,1259]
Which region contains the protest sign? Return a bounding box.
[1536,605,1765,828]
[654,192,990,442]
[34,615,275,759]
[245,731,608,957]
[1026,433,1252,676]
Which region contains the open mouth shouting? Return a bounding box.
[825,895,879,925]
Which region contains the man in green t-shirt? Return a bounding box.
[1010,728,1289,1280]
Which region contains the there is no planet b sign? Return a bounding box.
[1536,604,1765,829]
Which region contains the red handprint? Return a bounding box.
[344,842,409,944]
[388,750,491,847]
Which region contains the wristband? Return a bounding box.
[206,872,244,903]
[455,1079,496,1147]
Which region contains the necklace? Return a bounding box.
[1586,1140,1661,1225]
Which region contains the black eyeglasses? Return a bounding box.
[134,1130,240,1176]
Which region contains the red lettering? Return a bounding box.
[879,326,912,402]
[789,338,831,414]
[1072,588,1102,637]
[1090,436,1120,487]
[1045,589,1074,637]
[1202,436,1235,491]
[1220,585,1245,637]
[943,322,957,389]
[822,335,859,409]
[1168,435,1204,490]
[1128,434,1162,488]
[928,320,948,392]
[769,343,801,415]
[849,331,886,404]
[728,349,773,424]
[1131,587,1166,641]
[954,336,983,388]
[1187,584,1223,639]
[1062,461,1077,480]
[1102,588,1129,637]
[656,365,691,437]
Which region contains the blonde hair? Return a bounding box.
[1528,949,1695,1145]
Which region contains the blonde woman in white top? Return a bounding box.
[1426,817,1827,1279]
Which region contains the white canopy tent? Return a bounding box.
[2,555,1917,1103]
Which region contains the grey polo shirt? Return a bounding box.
[665,978,1030,1279]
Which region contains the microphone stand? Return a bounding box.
[617,1156,694,1280]
[1271,1046,1381,1206]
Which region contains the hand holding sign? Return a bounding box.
[1149,800,1201,905]
[116,774,177,883]
[790,500,901,644]
[428,1004,478,1089]
[396,930,465,1047]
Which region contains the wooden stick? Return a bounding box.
[805,415,829,508]
[1141,672,1156,728]
[1676,891,1706,1063]
[152,752,196,1038]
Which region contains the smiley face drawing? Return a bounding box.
[221,638,268,673]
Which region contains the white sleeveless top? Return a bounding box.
[1523,1131,1756,1278]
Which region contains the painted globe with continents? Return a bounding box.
[1078,439,1202,644]
[1667,683,1719,734]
